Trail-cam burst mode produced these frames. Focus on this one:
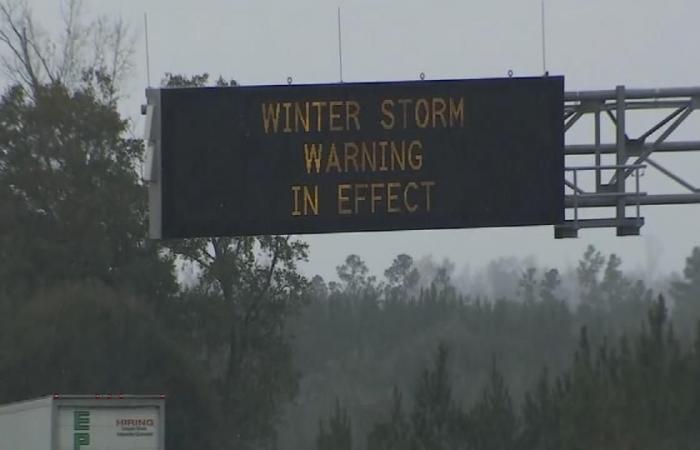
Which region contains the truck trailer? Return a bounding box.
[0,395,165,450]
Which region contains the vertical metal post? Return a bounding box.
[635,167,641,223]
[144,13,151,87]
[540,0,547,74]
[573,169,579,225]
[146,89,162,239]
[615,85,627,234]
[337,7,343,83]
[594,109,601,191]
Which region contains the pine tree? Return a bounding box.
[520,368,560,450]
[367,387,412,450]
[469,359,517,450]
[518,267,538,304]
[317,399,352,450]
[411,344,464,450]
[576,245,605,305]
[670,247,700,334]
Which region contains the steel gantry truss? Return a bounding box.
[556,85,700,238]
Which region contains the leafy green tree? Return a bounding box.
[163,73,310,450]
[0,281,217,450]
[0,0,174,303]
[0,81,176,301]
[0,4,211,448]
[169,233,308,450]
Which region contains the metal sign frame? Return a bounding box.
[144,77,564,239]
[143,82,700,240]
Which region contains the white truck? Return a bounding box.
[0,395,165,450]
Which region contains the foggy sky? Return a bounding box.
[25,0,700,282]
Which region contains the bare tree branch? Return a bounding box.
[243,238,286,326]
[18,26,38,91]
[25,17,55,84]
[0,0,135,100]
[58,0,79,82]
[184,253,212,272]
[0,29,27,69]
[0,1,41,93]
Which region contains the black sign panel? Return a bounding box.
[156,76,564,238]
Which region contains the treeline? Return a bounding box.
[279,248,700,450]
[316,297,700,450]
[315,296,700,450]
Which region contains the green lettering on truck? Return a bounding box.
[74,432,90,449]
[74,410,90,450]
[74,410,90,430]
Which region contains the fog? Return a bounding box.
[2,1,699,449]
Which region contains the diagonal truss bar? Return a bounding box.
[564,109,577,121]
[565,179,586,195]
[605,109,617,126]
[615,105,693,182]
[645,157,698,193]
[638,106,687,142]
[565,110,584,131]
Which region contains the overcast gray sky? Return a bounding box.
[28,0,700,282]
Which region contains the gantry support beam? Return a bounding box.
[556,85,700,238]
